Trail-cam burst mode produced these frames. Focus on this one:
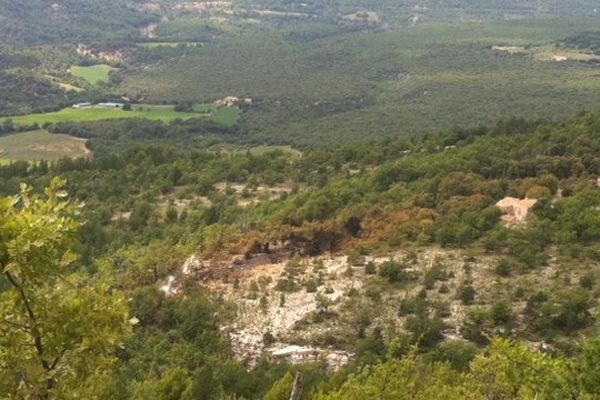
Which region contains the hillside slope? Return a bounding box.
[0,0,157,45]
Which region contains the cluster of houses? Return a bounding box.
[215,96,253,108]
[75,97,252,110]
[73,96,253,112]
[72,102,125,109]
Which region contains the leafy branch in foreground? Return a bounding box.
[0,177,131,399]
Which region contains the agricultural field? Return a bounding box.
[70,64,117,85]
[209,106,241,126]
[0,130,89,161]
[1,104,239,127]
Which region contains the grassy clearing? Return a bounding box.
[193,103,214,113]
[248,145,302,156]
[492,44,600,61]
[1,104,239,127]
[210,107,240,126]
[0,130,89,161]
[532,45,600,61]
[70,64,116,85]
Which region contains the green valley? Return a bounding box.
[1,104,239,127]
[1,1,600,399]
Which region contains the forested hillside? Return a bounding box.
[0,0,157,45]
[2,0,600,398]
[564,31,600,54]
[3,109,600,398]
[2,0,597,47]
[1,0,599,136]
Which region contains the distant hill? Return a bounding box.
[249,0,600,21]
[1,0,598,47]
[0,0,158,45]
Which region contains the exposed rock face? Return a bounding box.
[552,54,568,62]
[137,2,162,13]
[269,345,352,371]
[139,23,159,39]
[209,256,359,370]
[496,197,538,225]
[341,11,381,26]
[173,2,234,15]
[181,254,203,275]
[160,275,178,296]
[185,246,567,372]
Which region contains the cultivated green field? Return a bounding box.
[210,107,240,126]
[2,105,239,127]
[0,130,89,161]
[70,64,117,85]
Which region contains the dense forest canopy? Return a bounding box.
[0,0,158,45]
[2,110,600,398]
[563,30,600,54]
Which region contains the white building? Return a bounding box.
[98,102,125,108]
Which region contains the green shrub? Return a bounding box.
[365,287,381,302]
[580,273,595,290]
[399,296,429,317]
[495,258,512,277]
[405,315,447,349]
[260,295,269,310]
[490,302,512,326]
[304,279,319,293]
[347,251,366,266]
[263,331,276,345]
[275,278,299,293]
[365,261,377,275]
[458,285,476,305]
[285,257,304,277]
[423,341,479,372]
[379,260,409,283]
[424,263,449,289]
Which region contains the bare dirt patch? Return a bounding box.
[173,1,234,15]
[214,181,294,207]
[247,9,310,18]
[206,256,358,368]
[165,244,571,369]
[341,11,381,25]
